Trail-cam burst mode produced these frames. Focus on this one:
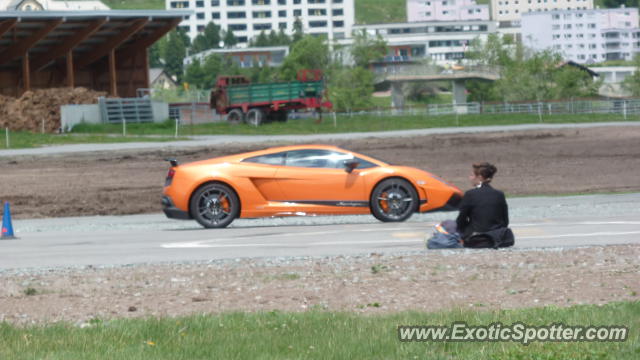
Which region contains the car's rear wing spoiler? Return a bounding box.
[164,158,179,167]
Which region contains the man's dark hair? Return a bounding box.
[472,162,497,183]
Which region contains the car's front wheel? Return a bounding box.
[370,178,418,222]
[190,183,239,228]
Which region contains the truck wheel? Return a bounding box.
[227,109,244,124]
[246,108,264,126]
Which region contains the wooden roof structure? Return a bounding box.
[0,10,189,97]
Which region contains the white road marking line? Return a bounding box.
[162,230,640,248]
[518,230,640,240]
[162,239,422,249]
[512,221,640,227]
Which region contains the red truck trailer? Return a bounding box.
[210,70,332,126]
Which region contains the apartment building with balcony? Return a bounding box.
[345,20,495,66]
[522,7,640,64]
[492,0,594,25]
[407,0,489,22]
[166,0,354,45]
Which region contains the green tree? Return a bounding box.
[552,66,601,99]
[350,30,388,68]
[164,30,188,82]
[253,31,269,47]
[279,35,329,80]
[292,18,304,43]
[223,29,238,48]
[602,0,638,8]
[328,67,375,111]
[493,50,559,102]
[184,54,243,89]
[268,30,279,45]
[466,33,516,67]
[183,59,206,89]
[191,22,222,54]
[148,42,163,68]
[277,29,291,45]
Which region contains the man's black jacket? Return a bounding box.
[456,183,509,239]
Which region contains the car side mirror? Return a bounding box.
[344,159,360,173]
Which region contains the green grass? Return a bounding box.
[355,0,406,24]
[0,301,637,359]
[101,0,163,10]
[71,112,636,136]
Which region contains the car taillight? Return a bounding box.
[165,168,175,187]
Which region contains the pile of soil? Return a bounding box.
[0,88,106,133]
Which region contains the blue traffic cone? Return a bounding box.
[2,202,16,239]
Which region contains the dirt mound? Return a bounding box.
[0,88,106,133]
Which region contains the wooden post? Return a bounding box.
[66,51,75,88]
[22,52,30,93]
[142,49,150,90]
[108,49,117,97]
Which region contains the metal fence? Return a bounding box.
[163,98,640,126]
[333,98,640,119]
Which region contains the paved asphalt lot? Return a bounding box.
[2,193,639,270]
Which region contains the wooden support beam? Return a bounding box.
[142,48,149,88]
[66,51,75,88]
[32,18,107,72]
[22,52,31,93]
[0,19,18,38]
[0,19,63,66]
[117,18,182,60]
[108,50,117,97]
[76,19,148,69]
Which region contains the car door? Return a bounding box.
[236,151,286,201]
[275,149,368,206]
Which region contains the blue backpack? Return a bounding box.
[426,221,463,249]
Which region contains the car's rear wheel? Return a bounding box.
[370,178,418,222]
[190,183,239,228]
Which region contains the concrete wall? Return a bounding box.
[60,104,102,131]
[152,101,169,122]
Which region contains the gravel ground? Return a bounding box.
[1,245,638,325]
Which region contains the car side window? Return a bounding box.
[242,152,285,165]
[354,157,378,169]
[285,150,353,169]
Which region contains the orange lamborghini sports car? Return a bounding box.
[162,145,463,228]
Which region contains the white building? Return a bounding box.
[522,8,640,64]
[184,45,289,67]
[166,0,354,45]
[0,0,109,11]
[346,20,495,65]
[407,0,489,22]
[492,0,593,24]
